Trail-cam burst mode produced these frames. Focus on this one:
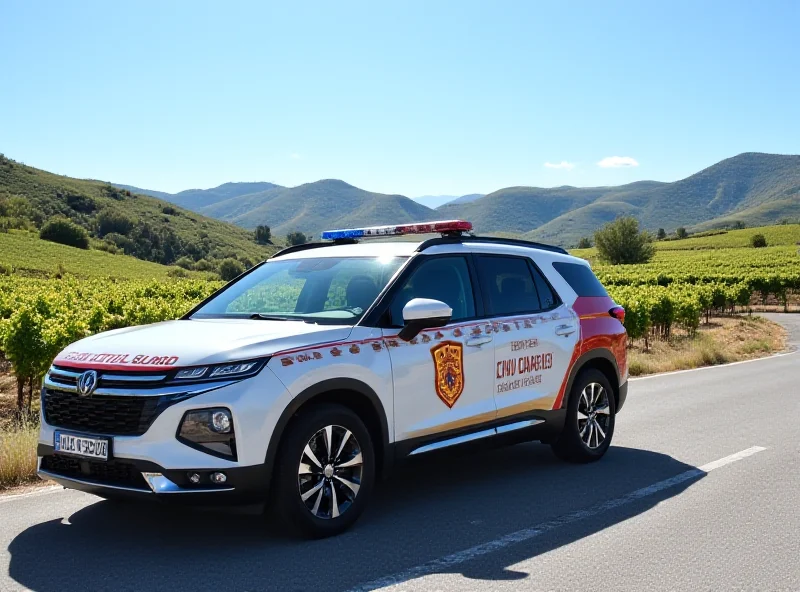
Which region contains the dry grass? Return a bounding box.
[0,360,42,490]
[627,315,787,376]
[0,418,39,489]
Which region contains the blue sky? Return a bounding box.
[1,0,798,197]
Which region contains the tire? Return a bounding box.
[551,368,616,463]
[271,403,375,538]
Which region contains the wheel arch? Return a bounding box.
[563,349,621,410]
[263,378,391,491]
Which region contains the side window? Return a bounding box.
[530,264,559,310]
[551,262,608,297]
[475,255,541,315]
[389,256,476,326]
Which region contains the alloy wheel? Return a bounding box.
[297,425,363,519]
[577,382,611,449]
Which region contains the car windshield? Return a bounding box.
[191,256,406,325]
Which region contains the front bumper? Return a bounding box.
[37,364,293,505]
[37,445,269,504]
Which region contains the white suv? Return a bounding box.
[38,221,628,538]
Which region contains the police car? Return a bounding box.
[38,220,627,538]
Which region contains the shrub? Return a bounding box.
[594,217,655,265]
[193,259,215,272]
[162,205,178,215]
[750,234,767,248]
[254,225,272,244]
[675,227,688,239]
[65,193,96,213]
[174,256,195,270]
[167,267,189,278]
[577,237,592,249]
[286,231,307,246]
[96,209,134,237]
[39,217,89,249]
[218,258,244,281]
[656,228,666,240]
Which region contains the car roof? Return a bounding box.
[272,241,422,259]
[271,238,587,267]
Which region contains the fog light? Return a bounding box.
[211,410,232,433]
[188,473,201,484]
[210,472,227,484]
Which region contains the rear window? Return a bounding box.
[552,262,608,297]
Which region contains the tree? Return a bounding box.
[675,227,688,239]
[39,217,89,249]
[656,228,666,240]
[218,258,245,281]
[594,217,655,265]
[286,231,307,246]
[254,224,272,244]
[750,233,767,248]
[577,237,592,249]
[732,221,746,230]
[96,208,134,237]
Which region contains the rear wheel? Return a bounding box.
[551,368,616,463]
[271,404,375,538]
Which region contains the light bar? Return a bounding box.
[321,220,472,241]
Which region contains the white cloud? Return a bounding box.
[289,153,301,159]
[597,156,639,168]
[544,161,576,170]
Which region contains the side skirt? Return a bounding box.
[391,409,567,461]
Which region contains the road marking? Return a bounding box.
[630,350,796,381]
[0,485,61,504]
[347,446,767,592]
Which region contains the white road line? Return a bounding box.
[630,350,796,381]
[347,446,767,592]
[0,485,61,504]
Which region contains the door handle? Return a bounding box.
[466,336,493,347]
[555,324,576,337]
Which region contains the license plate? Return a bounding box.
[54,431,110,461]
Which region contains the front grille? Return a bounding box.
[43,389,162,436]
[41,455,149,490]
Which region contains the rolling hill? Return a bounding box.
[208,179,439,237]
[116,182,283,210]
[438,153,800,245]
[0,155,274,270]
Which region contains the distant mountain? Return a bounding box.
[444,193,485,206]
[442,154,800,245]
[115,182,283,210]
[413,195,459,209]
[112,152,800,247]
[202,179,438,237]
[412,194,484,209]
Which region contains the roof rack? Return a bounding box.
[416,235,568,255]
[270,238,357,259]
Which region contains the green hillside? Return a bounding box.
[206,179,439,237]
[441,153,800,246]
[118,182,284,210]
[0,230,190,279]
[0,155,275,270]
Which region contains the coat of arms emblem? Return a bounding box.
[430,341,465,408]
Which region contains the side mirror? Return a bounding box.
[398,298,452,341]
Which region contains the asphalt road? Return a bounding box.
[2,314,799,592]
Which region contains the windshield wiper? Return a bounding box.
[249,313,290,321]
[249,313,311,323]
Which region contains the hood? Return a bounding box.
[53,318,354,371]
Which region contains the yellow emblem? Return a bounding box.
[430,341,465,408]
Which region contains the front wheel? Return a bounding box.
[551,368,616,463]
[271,404,375,538]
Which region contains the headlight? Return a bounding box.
[171,359,267,383]
[177,408,236,460]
